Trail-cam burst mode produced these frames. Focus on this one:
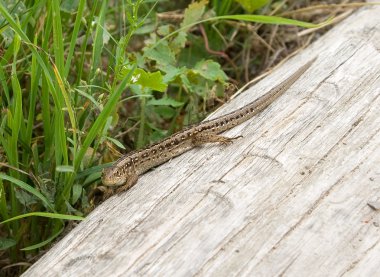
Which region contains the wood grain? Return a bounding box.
[24,4,380,277]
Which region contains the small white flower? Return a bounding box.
[131,74,140,83]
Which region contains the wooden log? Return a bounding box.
[24,5,380,277]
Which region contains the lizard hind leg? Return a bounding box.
[192,132,242,147]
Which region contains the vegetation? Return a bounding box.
[0,0,361,274]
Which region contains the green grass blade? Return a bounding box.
[152,14,332,50]
[23,35,40,166]
[52,63,77,162]
[0,179,9,223]
[89,0,108,81]
[64,0,86,77]
[0,62,10,104]
[76,1,99,84]
[75,162,112,180]
[54,108,68,167]
[10,32,22,172]
[21,227,64,251]
[0,212,84,224]
[216,14,331,27]
[51,0,64,73]
[40,8,53,164]
[8,32,22,231]
[0,173,55,212]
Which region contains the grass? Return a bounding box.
[0,0,363,274]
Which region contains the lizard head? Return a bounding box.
[101,165,127,186]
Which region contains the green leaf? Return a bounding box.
[135,23,156,35]
[129,68,167,92]
[0,238,16,250]
[15,190,38,207]
[71,183,82,204]
[144,40,176,66]
[172,0,208,51]
[180,74,193,91]
[83,171,102,187]
[153,106,176,119]
[193,60,228,82]
[162,65,187,83]
[181,0,208,29]
[235,0,269,13]
[147,97,184,108]
[157,25,172,36]
[172,31,187,52]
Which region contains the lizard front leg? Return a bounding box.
[115,173,139,194]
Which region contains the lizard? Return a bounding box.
[101,57,317,194]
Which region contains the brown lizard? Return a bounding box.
[101,57,317,194]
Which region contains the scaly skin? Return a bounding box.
[101,57,317,194]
